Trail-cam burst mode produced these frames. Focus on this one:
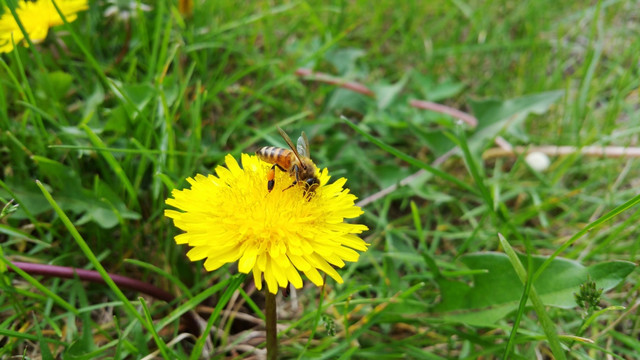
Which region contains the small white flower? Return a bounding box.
[526,152,551,172]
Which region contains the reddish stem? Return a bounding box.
[295,68,375,96]
[295,68,478,128]
[409,99,478,127]
[8,261,200,334]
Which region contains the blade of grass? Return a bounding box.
[154,276,232,332]
[158,82,176,173]
[454,125,533,252]
[32,313,54,360]
[81,124,140,210]
[238,287,264,320]
[0,327,65,345]
[6,48,45,152]
[319,284,425,359]
[233,111,313,156]
[124,259,192,298]
[184,76,203,174]
[448,127,494,214]
[341,117,479,196]
[211,2,300,36]
[50,0,137,116]
[298,284,327,359]
[498,234,566,360]
[49,144,190,156]
[532,191,640,282]
[0,58,28,110]
[189,274,245,360]
[574,1,602,139]
[35,180,153,335]
[410,201,440,276]
[0,176,46,239]
[0,257,79,316]
[147,0,168,83]
[140,297,177,359]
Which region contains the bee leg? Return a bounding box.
[304,187,315,201]
[282,164,300,191]
[267,164,287,192]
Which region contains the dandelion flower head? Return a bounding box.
[165,154,369,294]
[0,0,88,53]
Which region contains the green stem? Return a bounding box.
[266,291,278,360]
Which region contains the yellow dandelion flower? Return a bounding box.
[0,0,89,53]
[165,154,369,294]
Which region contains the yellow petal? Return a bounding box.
[257,252,267,271]
[288,254,311,271]
[202,258,225,271]
[322,253,345,268]
[253,268,263,291]
[29,26,49,43]
[225,154,243,176]
[332,245,360,262]
[309,253,343,284]
[340,234,369,251]
[303,266,324,286]
[270,258,288,288]
[285,263,303,289]
[238,246,258,273]
[174,233,190,244]
[186,246,213,261]
[264,267,278,294]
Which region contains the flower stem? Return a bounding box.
[265,290,278,360]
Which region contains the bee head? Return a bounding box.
[305,177,320,190]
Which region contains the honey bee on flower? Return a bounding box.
[256,127,320,197]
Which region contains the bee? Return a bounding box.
[256,127,320,196]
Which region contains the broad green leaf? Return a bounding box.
[469,90,564,154]
[106,83,156,127]
[36,71,73,103]
[4,158,140,228]
[104,105,129,133]
[122,83,155,115]
[372,73,409,110]
[435,252,635,326]
[82,82,105,124]
[373,164,412,188]
[412,72,465,102]
[0,180,53,220]
[33,156,83,192]
[325,47,366,75]
[325,88,371,115]
[584,261,637,290]
[419,130,458,156]
[419,91,564,159]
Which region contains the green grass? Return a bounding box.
[1,0,640,358]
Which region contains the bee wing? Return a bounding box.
[297,131,310,158]
[277,126,306,165]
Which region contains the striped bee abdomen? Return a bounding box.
[256,146,294,169]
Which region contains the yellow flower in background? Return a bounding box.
[0,0,88,53]
[165,154,368,294]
